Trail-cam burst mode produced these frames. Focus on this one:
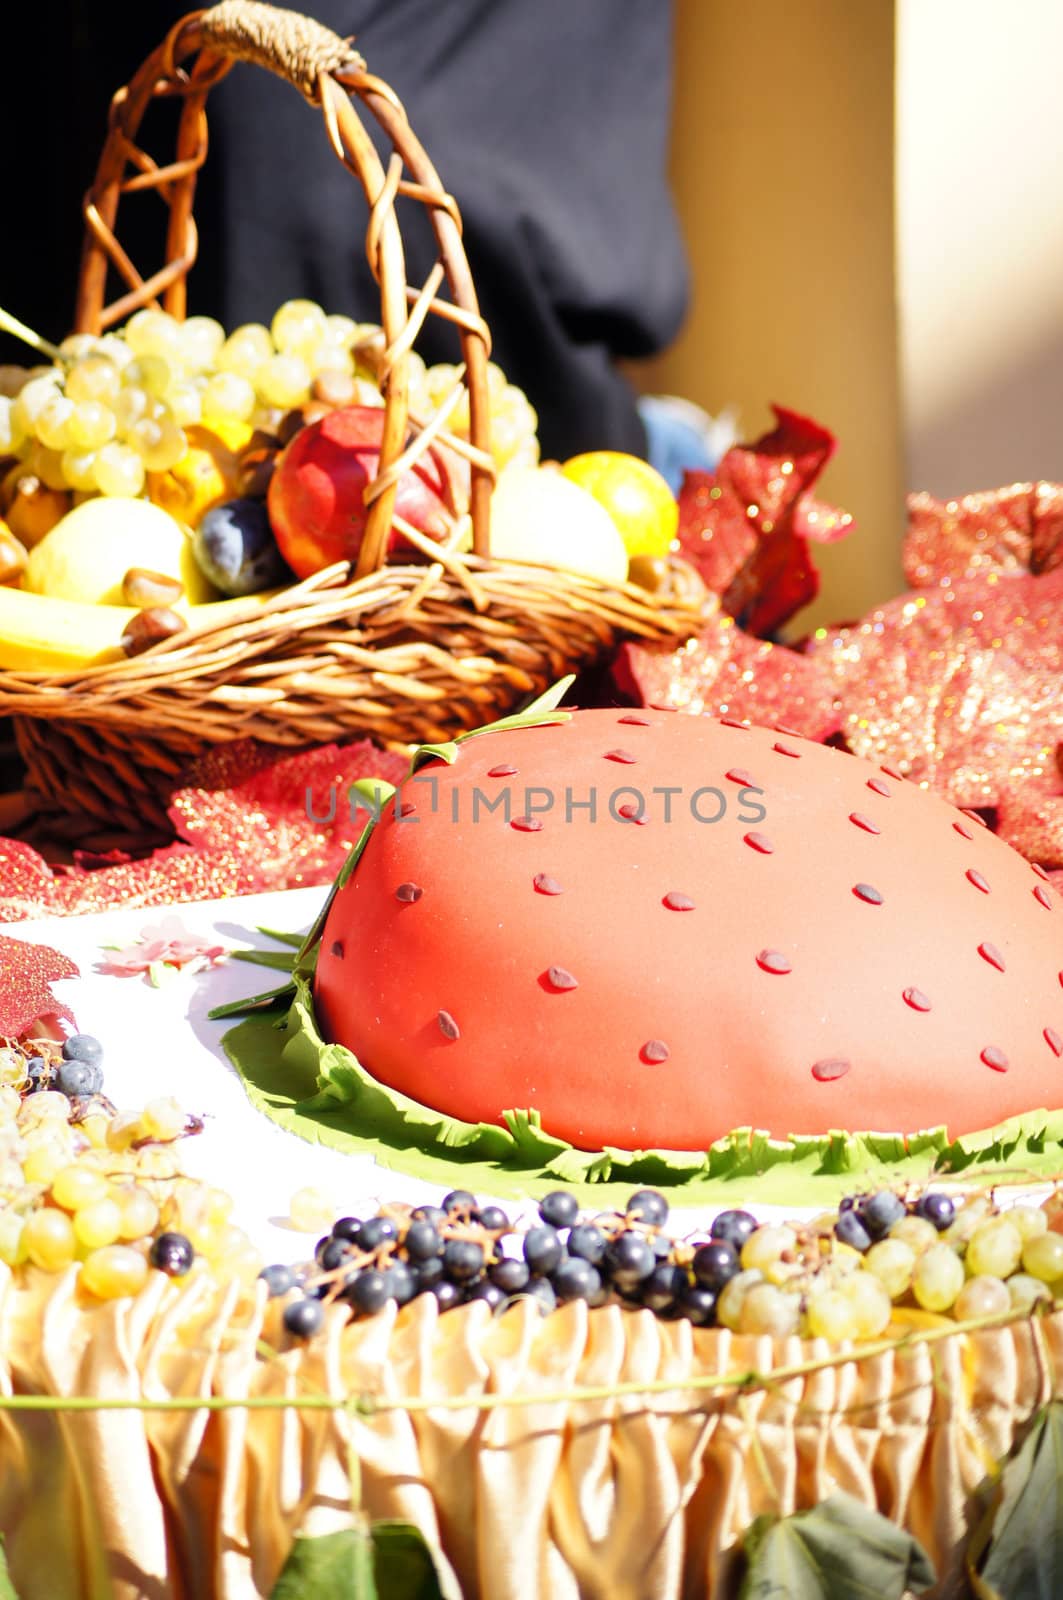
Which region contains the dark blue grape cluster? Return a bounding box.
[19,1034,107,1101]
[268,1188,775,1340]
[833,1187,954,1252]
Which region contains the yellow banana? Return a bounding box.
[0,585,278,674]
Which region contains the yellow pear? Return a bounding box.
[23,496,217,606]
[487,465,629,584]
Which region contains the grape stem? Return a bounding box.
[0,305,62,364]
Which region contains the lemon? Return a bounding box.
[23,497,217,606]
[560,451,678,560]
[146,420,252,526]
[488,465,629,584]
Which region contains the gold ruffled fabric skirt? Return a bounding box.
[0,1261,1059,1599]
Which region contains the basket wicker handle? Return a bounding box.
[195,0,363,101]
[74,0,494,572]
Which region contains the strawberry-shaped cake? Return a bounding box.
[313,709,1063,1153]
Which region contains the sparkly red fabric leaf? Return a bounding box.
[0,934,78,1037]
[614,595,841,741]
[0,739,409,922]
[677,406,853,636]
[904,483,1063,587]
[811,568,1063,866]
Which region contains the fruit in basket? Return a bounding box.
[23,498,216,607]
[192,498,291,595]
[0,518,27,585]
[486,464,629,583]
[146,421,252,525]
[266,404,464,578]
[313,709,1062,1153]
[1,468,70,548]
[561,451,678,560]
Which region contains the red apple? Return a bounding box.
[266,405,466,578]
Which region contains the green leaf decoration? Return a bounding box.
[207,981,297,1021]
[269,1521,444,1599]
[231,949,299,972]
[255,927,307,949]
[0,1534,20,1600]
[968,1402,1063,1600]
[348,778,397,815]
[738,1493,935,1600]
[296,814,378,964]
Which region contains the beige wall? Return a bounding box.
[633,0,904,632]
[897,0,1063,495]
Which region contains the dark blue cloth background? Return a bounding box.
[3,2,689,459]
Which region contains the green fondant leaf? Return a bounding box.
[254,927,307,949]
[409,741,460,774]
[738,1493,935,1599]
[348,778,397,815]
[207,981,296,1021]
[231,949,298,971]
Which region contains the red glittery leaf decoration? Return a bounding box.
[904,483,1063,588]
[0,934,78,1037]
[615,595,841,741]
[677,406,853,636]
[0,739,409,922]
[812,567,1063,865]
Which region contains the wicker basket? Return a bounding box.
[0,0,702,847]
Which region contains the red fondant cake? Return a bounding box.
[314,709,1062,1151]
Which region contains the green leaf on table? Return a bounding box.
[968,1402,1063,1600]
[207,980,296,1021]
[0,1534,19,1599]
[269,1523,444,1600]
[738,1493,935,1600]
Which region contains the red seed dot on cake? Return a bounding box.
[618,714,652,726]
[773,741,800,758]
[662,891,695,911]
[967,869,991,894]
[853,883,883,905]
[617,802,648,823]
[546,966,578,992]
[604,749,637,764]
[903,987,932,1012]
[533,874,563,895]
[437,1010,461,1041]
[953,821,974,840]
[1044,1027,1063,1058]
[720,717,749,729]
[1032,863,1050,881]
[867,777,891,797]
[744,832,774,854]
[395,882,423,904]
[981,1046,1008,1072]
[811,1058,851,1082]
[850,812,881,834]
[330,940,344,959]
[1034,884,1054,909]
[757,949,791,975]
[487,764,517,778]
[640,1040,671,1064]
[725,767,756,786]
[978,942,1005,972]
[511,816,543,833]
